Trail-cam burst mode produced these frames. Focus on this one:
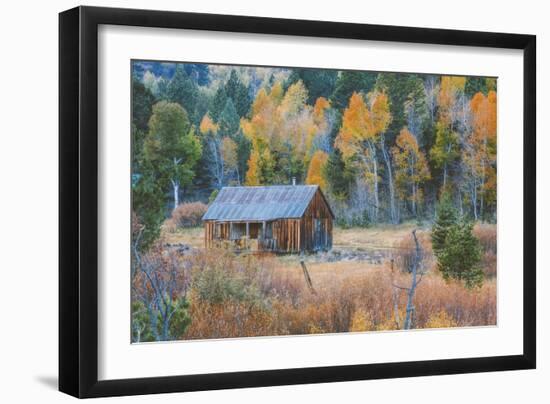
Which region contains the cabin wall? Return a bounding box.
[272,219,301,253]
[301,189,333,251]
[204,189,333,252]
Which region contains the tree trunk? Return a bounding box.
[472,183,478,220]
[412,183,417,217]
[171,179,179,210]
[404,230,422,330]
[380,138,397,224]
[369,141,379,223]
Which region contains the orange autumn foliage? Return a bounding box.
[392,127,430,208]
[467,91,497,207]
[305,150,329,190]
[199,114,218,135]
[241,81,333,185]
[335,92,391,183]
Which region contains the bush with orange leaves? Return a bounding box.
[393,229,434,273]
[132,245,496,341]
[171,201,208,228]
[473,223,497,277]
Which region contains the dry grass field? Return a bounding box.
[163,222,427,251]
[141,222,497,340]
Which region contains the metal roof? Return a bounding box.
[202,185,332,222]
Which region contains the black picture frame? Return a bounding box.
[59,6,536,398]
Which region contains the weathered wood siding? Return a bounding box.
[272,218,301,253]
[301,189,333,252]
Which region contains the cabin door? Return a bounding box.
[314,218,322,251]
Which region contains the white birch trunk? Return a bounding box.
[380,138,397,224]
[368,141,379,223]
[170,179,179,210]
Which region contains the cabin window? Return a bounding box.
[264,222,273,239]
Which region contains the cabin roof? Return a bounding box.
[202,185,334,222]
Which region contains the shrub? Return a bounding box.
[425,309,458,329]
[192,264,263,306]
[171,202,208,228]
[133,246,496,341]
[437,221,483,288]
[394,230,433,273]
[473,223,497,254]
[474,224,497,277]
[132,244,193,341]
[349,308,373,332]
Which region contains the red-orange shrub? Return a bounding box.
[171,202,208,228]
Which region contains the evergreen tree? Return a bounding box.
[465,77,488,98]
[167,64,198,120]
[431,192,458,254]
[132,159,166,251]
[184,63,210,86]
[132,78,155,132]
[156,77,169,101]
[209,86,228,123]
[323,148,353,199]
[437,221,483,288]
[286,68,338,104]
[375,73,427,142]
[235,131,251,184]
[218,99,240,137]
[330,70,377,110]
[225,70,251,117]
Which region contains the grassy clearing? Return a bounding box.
[178,249,496,340]
[163,222,429,251]
[332,222,424,250]
[137,222,497,340]
[162,226,204,248]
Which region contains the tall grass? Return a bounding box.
[172,248,496,340]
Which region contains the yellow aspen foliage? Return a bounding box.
[313,96,331,124]
[392,127,431,208]
[425,310,458,329]
[468,90,497,207]
[269,81,284,104]
[245,149,261,186]
[369,92,392,135]
[334,92,372,160]
[279,80,308,117]
[199,114,218,135]
[221,137,238,174]
[335,91,390,186]
[305,150,329,190]
[438,76,466,125]
[241,79,332,185]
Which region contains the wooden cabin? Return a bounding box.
[202,185,334,253]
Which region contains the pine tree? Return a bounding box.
[132,78,155,132]
[209,86,228,122]
[323,148,353,200]
[286,68,338,104]
[218,99,240,137]
[225,70,250,117]
[431,192,457,254]
[437,221,483,288]
[330,70,377,110]
[167,64,198,120]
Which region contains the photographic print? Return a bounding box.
[130,60,497,343]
